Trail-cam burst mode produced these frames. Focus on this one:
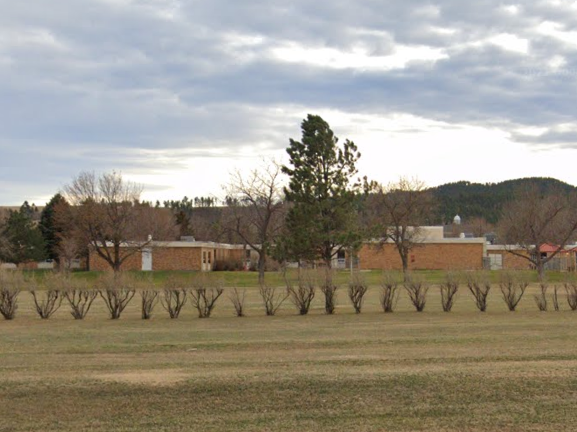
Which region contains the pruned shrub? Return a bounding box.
[137,276,159,320]
[43,273,96,320]
[259,283,288,316]
[320,283,338,315]
[348,272,368,314]
[466,271,491,312]
[65,288,98,320]
[140,290,159,320]
[286,272,315,315]
[565,282,577,311]
[190,277,223,318]
[552,285,560,311]
[0,270,21,320]
[499,272,528,311]
[161,288,187,318]
[31,289,62,319]
[30,273,64,319]
[160,278,187,319]
[404,274,429,312]
[380,271,400,313]
[98,273,136,319]
[440,272,459,312]
[319,268,338,315]
[0,287,19,320]
[534,283,548,311]
[228,288,247,317]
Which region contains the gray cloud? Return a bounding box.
[1,0,577,203]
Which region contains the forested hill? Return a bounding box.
[431,177,577,224]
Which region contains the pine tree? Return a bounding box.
[39,193,70,261]
[281,114,363,271]
[1,203,47,265]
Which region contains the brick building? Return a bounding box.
[486,244,577,271]
[357,238,487,271]
[352,226,486,271]
[485,245,532,270]
[89,241,249,271]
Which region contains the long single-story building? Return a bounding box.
[356,238,487,271]
[86,228,577,273]
[89,240,252,271]
[350,226,486,271]
[486,244,577,271]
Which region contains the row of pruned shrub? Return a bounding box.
[0,272,226,320]
[1,271,577,320]
[381,271,577,313]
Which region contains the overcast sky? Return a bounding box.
[1,0,577,205]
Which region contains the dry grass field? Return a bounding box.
[1,277,577,431]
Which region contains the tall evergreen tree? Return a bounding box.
[281,114,362,272]
[39,193,70,261]
[0,203,47,265]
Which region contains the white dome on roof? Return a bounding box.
[453,214,461,225]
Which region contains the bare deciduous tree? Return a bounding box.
[497,185,577,281]
[404,274,429,312]
[440,272,459,312]
[371,178,435,280]
[499,272,528,311]
[348,272,368,314]
[380,271,400,313]
[466,271,491,312]
[228,288,247,317]
[56,236,80,272]
[224,161,286,285]
[64,171,177,272]
[466,217,494,238]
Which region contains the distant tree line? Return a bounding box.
[431,178,577,224]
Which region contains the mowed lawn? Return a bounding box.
[1,278,577,432]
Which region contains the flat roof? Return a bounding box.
[365,238,486,245]
[93,241,248,250]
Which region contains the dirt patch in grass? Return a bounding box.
[95,369,190,386]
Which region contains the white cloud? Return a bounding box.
[0,28,67,51]
[501,4,520,15]
[488,33,529,54]
[270,41,448,71]
[548,55,566,69]
[537,21,577,47]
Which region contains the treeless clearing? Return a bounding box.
[1,284,576,431]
